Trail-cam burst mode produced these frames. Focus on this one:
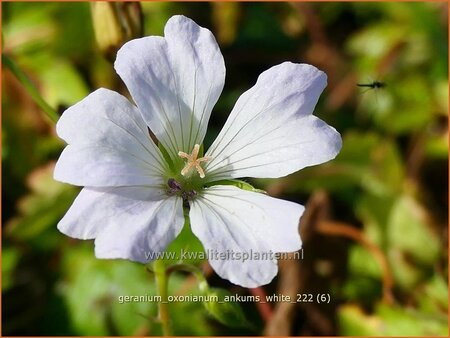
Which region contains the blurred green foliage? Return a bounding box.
[2,2,448,336]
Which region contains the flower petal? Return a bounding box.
[204,62,342,181]
[55,145,164,187]
[189,185,303,287]
[58,185,184,263]
[95,194,184,263]
[114,15,225,157]
[54,88,166,187]
[57,186,165,239]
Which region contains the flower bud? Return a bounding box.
[91,2,143,61]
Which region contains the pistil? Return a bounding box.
[178,144,211,178]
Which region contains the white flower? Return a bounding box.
[54,15,342,288]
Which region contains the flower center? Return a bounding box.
[167,178,196,206]
[178,144,211,179]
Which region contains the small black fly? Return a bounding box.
[357,81,386,90]
[356,80,387,109]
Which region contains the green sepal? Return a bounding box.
[205,179,267,194]
[158,142,175,174]
[198,143,205,157]
[202,287,251,329]
[160,210,206,266]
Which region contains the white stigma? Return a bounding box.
[178,144,211,178]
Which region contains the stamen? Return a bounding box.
[167,178,182,192]
[178,144,211,178]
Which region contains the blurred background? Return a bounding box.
[2,2,448,336]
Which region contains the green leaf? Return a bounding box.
[387,195,440,266]
[376,303,448,336]
[347,22,406,60]
[206,179,267,194]
[338,303,448,336]
[273,132,405,196]
[202,287,250,328]
[60,246,156,336]
[338,304,381,336]
[2,246,20,291]
[356,189,442,290]
[418,275,448,315]
[356,192,397,246]
[348,245,382,278]
[40,60,89,107]
[5,163,79,250]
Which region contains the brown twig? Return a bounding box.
[265,191,333,335]
[264,256,302,336]
[291,2,343,84]
[249,287,273,322]
[316,221,394,304]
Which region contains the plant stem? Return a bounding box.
[2,54,59,124]
[153,259,172,336]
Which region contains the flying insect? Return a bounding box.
[357,81,386,89]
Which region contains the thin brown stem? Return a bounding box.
[316,221,394,304]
